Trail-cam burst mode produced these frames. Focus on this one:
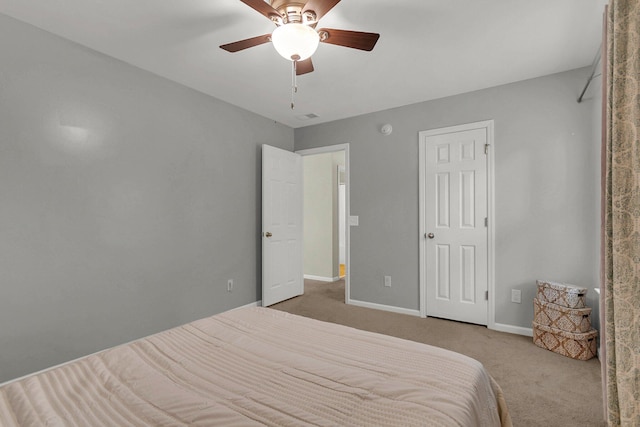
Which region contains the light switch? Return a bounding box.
[349,215,359,226]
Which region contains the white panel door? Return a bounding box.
[262,145,303,307]
[422,127,488,325]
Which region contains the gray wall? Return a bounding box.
[0,15,293,383]
[0,12,602,383]
[295,67,599,329]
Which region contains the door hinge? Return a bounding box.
[484,143,490,155]
[484,217,488,227]
[485,290,489,301]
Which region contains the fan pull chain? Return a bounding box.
[291,59,298,109]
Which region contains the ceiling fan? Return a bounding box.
[220,0,380,76]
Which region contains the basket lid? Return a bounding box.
[536,280,588,293]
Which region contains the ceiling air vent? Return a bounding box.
[296,113,319,120]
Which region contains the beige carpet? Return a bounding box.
[272,279,605,427]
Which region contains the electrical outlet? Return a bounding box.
[511,289,521,304]
[227,279,233,292]
[384,276,392,287]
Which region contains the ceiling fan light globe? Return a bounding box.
[272,23,319,61]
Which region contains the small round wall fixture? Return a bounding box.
[380,124,393,135]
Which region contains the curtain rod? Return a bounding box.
[577,45,602,103]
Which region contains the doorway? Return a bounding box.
[297,144,350,304]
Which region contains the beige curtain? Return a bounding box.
[601,0,640,425]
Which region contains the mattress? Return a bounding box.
[0,307,511,426]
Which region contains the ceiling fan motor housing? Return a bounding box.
[268,1,317,25]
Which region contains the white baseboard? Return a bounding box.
[348,299,421,317]
[244,302,532,339]
[0,351,105,387]
[304,274,340,282]
[491,322,533,337]
[0,301,266,387]
[237,299,535,341]
[229,300,262,310]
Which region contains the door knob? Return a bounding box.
[426,233,435,239]
[265,232,273,238]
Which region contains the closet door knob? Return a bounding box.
[265,232,273,238]
[426,233,435,239]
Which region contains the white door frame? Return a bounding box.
[296,144,350,304]
[419,120,496,330]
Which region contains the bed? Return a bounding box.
[0,307,511,426]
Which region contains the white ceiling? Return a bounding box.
[0,0,606,128]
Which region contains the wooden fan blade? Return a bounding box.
[220,34,271,52]
[302,0,341,22]
[296,58,314,75]
[318,28,380,51]
[240,0,281,21]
